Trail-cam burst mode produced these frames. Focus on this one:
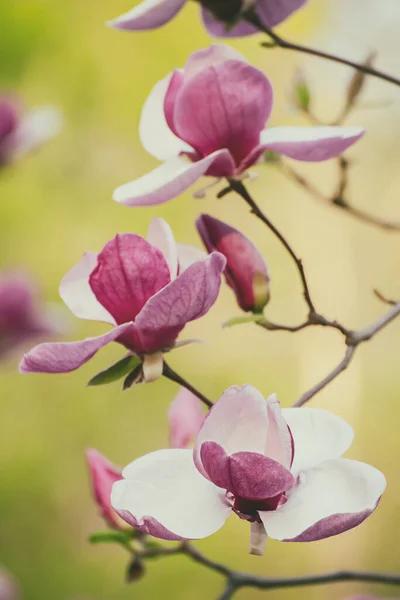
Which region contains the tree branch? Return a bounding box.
[244,12,400,88]
[162,360,213,408]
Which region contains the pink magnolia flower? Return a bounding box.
[19,218,225,379]
[0,97,62,166]
[0,271,62,360]
[86,449,123,529]
[0,570,19,600]
[196,214,270,312]
[107,0,306,38]
[113,45,364,209]
[168,388,205,449]
[112,385,385,555]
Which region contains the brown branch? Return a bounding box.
[162,360,213,408]
[244,12,400,89]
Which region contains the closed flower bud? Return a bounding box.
[196,214,270,313]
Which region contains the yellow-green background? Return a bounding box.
[0,1,399,598]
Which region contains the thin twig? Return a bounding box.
[217,580,238,600]
[162,360,213,408]
[244,12,400,89]
[227,178,316,314]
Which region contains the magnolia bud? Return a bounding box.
[85,449,123,529]
[196,214,270,313]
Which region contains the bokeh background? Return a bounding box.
[1,0,400,598]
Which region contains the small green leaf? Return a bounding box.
[295,80,311,112]
[89,530,133,547]
[222,314,265,328]
[88,355,141,386]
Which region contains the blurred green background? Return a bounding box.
[1,1,399,599]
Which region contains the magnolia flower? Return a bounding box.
[0,570,19,600]
[107,0,306,38]
[19,218,225,381]
[196,214,270,312]
[86,449,123,529]
[0,271,62,360]
[113,44,364,208]
[112,385,385,555]
[168,388,205,448]
[0,97,62,166]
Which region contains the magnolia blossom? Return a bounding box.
[112,385,385,555]
[107,0,306,38]
[19,219,225,380]
[0,97,62,166]
[0,271,62,360]
[86,449,123,529]
[168,388,204,448]
[113,44,364,208]
[197,214,270,312]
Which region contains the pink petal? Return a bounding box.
[256,0,307,28]
[113,151,234,208]
[201,8,258,38]
[176,243,206,273]
[281,407,354,476]
[89,234,170,324]
[168,388,205,448]
[111,449,231,540]
[255,126,365,162]
[196,213,270,312]
[0,98,18,142]
[259,458,386,541]
[106,0,186,31]
[85,448,122,529]
[59,252,115,324]
[164,70,185,138]
[134,252,225,352]
[140,73,192,161]
[146,217,178,279]
[193,385,269,478]
[172,61,273,166]
[19,322,134,374]
[265,394,293,469]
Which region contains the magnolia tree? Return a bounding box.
[4,0,400,599]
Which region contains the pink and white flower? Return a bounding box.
[107,0,306,38]
[0,97,62,166]
[86,449,123,529]
[19,218,225,378]
[168,388,205,449]
[113,45,364,208]
[112,385,385,555]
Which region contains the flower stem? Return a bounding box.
[162,360,213,408]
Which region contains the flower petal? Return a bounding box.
[193,385,268,477]
[112,449,231,539]
[89,234,170,324]
[134,252,226,352]
[201,8,258,38]
[146,217,178,279]
[85,448,122,529]
[183,44,247,78]
[281,407,354,475]
[107,0,186,31]
[19,322,134,374]
[140,73,192,161]
[265,394,293,468]
[113,151,234,208]
[7,106,62,158]
[59,252,115,324]
[177,243,206,273]
[229,451,294,499]
[257,126,365,162]
[168,388,205,449]
[256,0,307,28]
[173,61,273,165]
[259,458,386,541]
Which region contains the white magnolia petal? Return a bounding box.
[10,106,63,158]
[147,217,178,279]
[259,458,386,541]
[281,407,354,475]
[112,449,231,539]
[177,243,206,272]
[107,0,186,31]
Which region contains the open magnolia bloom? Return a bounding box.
[113,44,364,208]
[112,385,386,555]
[19,218,225,382]
[0,97,62,166]
[107,0,306,38]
